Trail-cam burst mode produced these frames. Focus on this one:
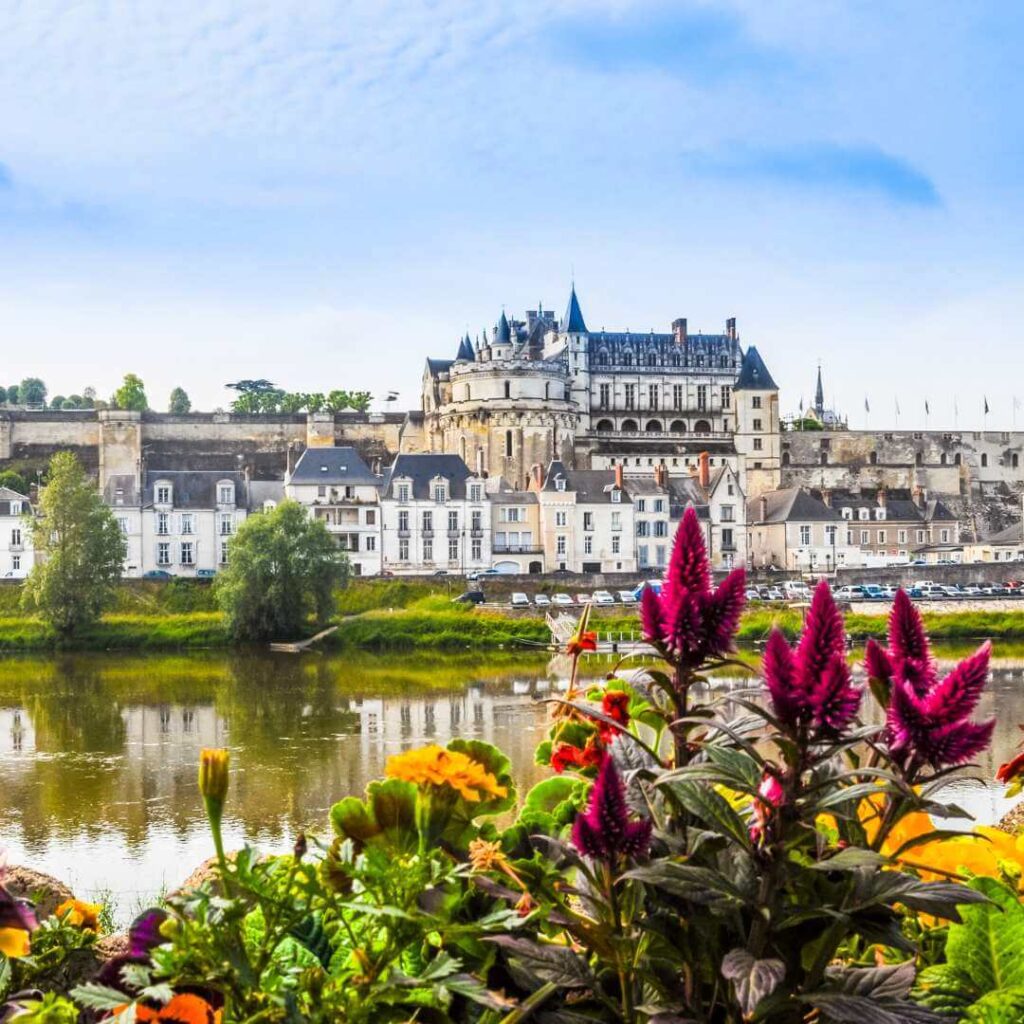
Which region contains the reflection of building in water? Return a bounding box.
[0,708,34,754]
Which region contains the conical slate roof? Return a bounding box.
[456,333,474,360]
[495,311,511,344]
[560,285,588,333]
[734,346,778,390]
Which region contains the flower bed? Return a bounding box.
[3,508,1024,1023]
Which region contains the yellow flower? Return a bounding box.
[56,898,102,931]
[468,838,505,873]
[0,926,30,957]
[386,745,507,802]
[198,748,230,805]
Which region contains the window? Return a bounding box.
[721,504,734,522]
[672,384,683,409]
[10,528,20,545]
[599,384,610,408]
[697,385,708,411]
[940,529,950,543]
[469,484,482,502]
[841,508,852,519]
[556,535,566,556]
[637,521,650,537]
[317,484,327,498]
[753,438,763,451]
[396,483,410,502]
[180,542,194,566]
[721,385,731,409]
[636,498,646,512]
[555,510,567,527]
[399,538,409,560]
[612,535,620,554]
[505,507,521,523]
[875,508,887,521]
[752,396,762,409]
[877,530,887,544]
[157,542,170,566]
[471,510,482,531]
[654,521,668,537]
[448,538,459,560]
[799,525,811,545]
[180,513,194,535]
[653,498,664,513]
[219,514,233,536]
[504,381,510,399]
[555,476,566,492]
[916,529,925,543]
[218,484,234,505]
[825,525,837,545]
[847,530,853,545]
[611,488,622,504]
[448,510,458,531]
[365,509,376,525]
[898,529,907,544]
[611,511,621,531]
[505,431,513,458]
[981,453,988,468]
[433,483,446,503]
[398,510,409,532]
[753,418,762,431]
[117,517,128,535]
[156,484,171,504]
[638,544,649,566]
[648,384,659,410]
[624,384,636,410]
[584,535,593,555]
[860,530,869,544]
[11,556,19,572]
[722,528,733,549]
[423,538,433,561]
[422,511,433,532]
[655,544,666,566]
[220,543,230,565]
[583,511,594,530]
[366,535,376,551]
[471,538,482,559]
[157,512,170,536]
[727,481,734,496]
[9,501,19,515]
[858,508,869,521]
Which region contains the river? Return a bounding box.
[0,646,1021,922]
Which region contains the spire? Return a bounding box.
[560,284,588,334]
[814,363,825,417]
[456,333,474,361]
[734,347,778,391]
[496,310,511,344]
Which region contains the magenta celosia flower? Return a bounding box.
[571,758,651,863]
[641,507,746,671]
[749,770,786,844]
[762,581,860,738]
[865,590,994,768]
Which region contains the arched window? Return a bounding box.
[622,350,633,366]
[596,419,613,432]
[621,418,638,432]
[869,451,877,465]
[544,382,549,400]
[504,381,510,399]
[915,452,923,466]
[693,419,711,433]
[597,350,609,365]
[505,430,513,458]
[459,436,467,462]
[720,355,729,367]
[954,453,962,466]
[645,419,663,432]
[782,451,791,467]
[940,453,947,465]
[981,453,988,467]
[669,419,686,433]
[647,353,657,367]
[671,353,681,367]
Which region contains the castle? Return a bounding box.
[421,286,781,498]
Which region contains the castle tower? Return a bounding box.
[560,284,592,432]
[732,346,781,499]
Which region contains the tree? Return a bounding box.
[19,378,46,407]
[49,395,66,410]
[22,452,126,639]
[82,387,96,409]
[6,385,19,404]
[0,470,28,494]
[168,387,192,414]
[214,501,346,641]
[112,374,148,411]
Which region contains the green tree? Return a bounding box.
[19,377,46,406]
[214,501,346,641]
[22,452,126,639]
[82,387,96,409]
[112,374,148,411]
[49,394,66,410]
[0,470,28,494]
[168,386,192,414]
[65,394,83,409]
[6,385,19,404]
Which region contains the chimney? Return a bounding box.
[672,318,688,346]
[876,487,887,509]
[654,463,667,488]
[821,487,832,507]
[912,485,924,509]
[759,495,768,522]
[726,317,736,341]
[614,463,623,490]
[698,451,710,490]
[529,463,543,491]
[373,457,382,476]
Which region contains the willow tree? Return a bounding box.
[22,452,126,638]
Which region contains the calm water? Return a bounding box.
[0,647,1022,921]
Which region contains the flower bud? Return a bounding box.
[294,832,308,862]
[198,748,230,806]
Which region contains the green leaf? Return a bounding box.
[806,848,888,871]
[486,937,593,989]
[623,862,749,904]
[720,947,785,1017]
[945,876,1024,995]
[330,778,419,854]
[913,963,977,1016]
[664,781,752,849]
[69,983,135,1012]
[963,987,1024,1022]
[522,776,584,817]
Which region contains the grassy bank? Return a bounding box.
[0,613,228,651]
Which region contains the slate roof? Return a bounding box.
[289,446,380,486]
[490,490,538,505]
[748,487,839,524]
[103,475,140,507]
[541,461,631,504]
[385,454,476,500]
[561,286,588,334]
[0,486,30,517]
[426,358,454,377]
[495,311,512,344]
[825,490,957,524]
[734,346,778,390]
[456,334,475,361]
[143,470,248,510]
[984,522,1023,545]
[249,481,286,507]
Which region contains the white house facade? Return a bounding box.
[0,488,32,579]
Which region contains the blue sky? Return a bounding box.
[1,0,1022,427]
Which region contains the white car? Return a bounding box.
[592,590,615,605]
[533,593,551,607]
[617,590,637,604]
[552,593,574,606]
[510,592,531,608]
[575,593,592,605]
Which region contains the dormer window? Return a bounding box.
[611,489,622,503]
[875,508,886,521]
[858,508,869,521]
[396,482,411,503]
[433,481,447,503]
[155,483,172,505]
[217,482,235,505]
[555,476,566,492]
[841,507,852,520]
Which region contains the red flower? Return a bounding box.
[749,770,786,845]
[997,750,1024,784]
[551,743,585,773]
[598,691,631,744]
[567,631,597,656]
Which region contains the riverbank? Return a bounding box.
[3,580,1024,651]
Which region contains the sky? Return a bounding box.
[1,0,1022,428]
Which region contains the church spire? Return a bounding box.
[496,310,511,344]
[561,283,588,334]
[814,363,825,417]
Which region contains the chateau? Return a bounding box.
[421,287,780,499]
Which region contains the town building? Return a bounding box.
[379,454,491,576]
[964,522,1024,563]
[0,488,32,579]
[533,462,636,574]
[746,487,861,572]
[285,446,383,576]
[490,490,545,574]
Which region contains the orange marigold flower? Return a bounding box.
[114,994,218,1023]
[56,898,102,932]
[198,748,230,804]
[386,745,507,802]
[0,926,30,958]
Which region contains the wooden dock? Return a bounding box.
[269,625,338,654]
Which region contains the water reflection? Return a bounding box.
[0,648,1022,917]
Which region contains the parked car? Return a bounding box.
[196,569,217,580]
[575,593,592,605]
[142,570,173,581]
[781,581,812,600]
[744,587,762,602]
[616,590,637,604]
[510,592,531,608]
[592,590,615,606]
[467,568,502,581]
[551,593,574,606]
[960,584,981,596]
[533,593,551,607]
[632,580,662,600]
[834,585,866,601]
[861,584,885,600]
[765,586,785,601]
[453,590,485,605]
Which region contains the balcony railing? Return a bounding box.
[593,428,732,441]
[422,528,434,538]
[397,528,411,538]
[447,529,461,539]
[493,544,543,554]
[470,528,483,538]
